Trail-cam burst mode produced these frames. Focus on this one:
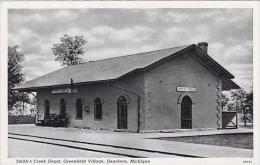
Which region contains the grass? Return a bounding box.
[155,133,253,149]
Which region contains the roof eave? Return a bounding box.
[222,79,241,91]
[13,79,115,92]
[194,46,235,79]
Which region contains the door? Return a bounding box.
[181,96,192,129]
[60,98,66,115]
[44,100,50,119]
[117,96,127,129]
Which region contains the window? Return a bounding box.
[94,97,102,120]
[44,100,50,119]
[76,99,83,119]
[118,96,127,104]
[60,98,66,115]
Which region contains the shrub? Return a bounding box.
[37,113,69,127]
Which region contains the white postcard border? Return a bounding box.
[1,1,259,165]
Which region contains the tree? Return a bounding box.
[230,89,247,113]
[221,88,253,127]
[221,93,235,112]
[52,34,87,66]
[229,89,253,126]
[244,90,253,124]
[221,93,230,110]
[8,45,29,110]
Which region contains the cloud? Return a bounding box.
[224,44,252,64]
[84,43,156,62]
[89,25,155,44]
[210,42,252,69]
[8,8,253,90]
[208,39,252,90]
[8,11,48,26]
[214,9,252,25]
[23,60,61,81]
[145,9,161,22]
[162,25,210,48]
[54,10,78,20]
[164,12,190,23]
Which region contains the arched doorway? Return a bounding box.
[60,98,66,115]
[44,100,50,119]
[181,96,192,129]
[117,96,127,129]
[76,98,83,119]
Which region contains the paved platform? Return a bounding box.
[9,138,125,158]
[8,124,253,158]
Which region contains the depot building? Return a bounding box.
[15,42,240,132]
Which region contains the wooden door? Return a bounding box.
[60,99,66,115]
[44,100,50,119]
[181,96,192,129]
[117,96,127,129]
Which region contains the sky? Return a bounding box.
[8,8,253,91]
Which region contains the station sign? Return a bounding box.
[51,88,78,94]
[176,87,196,92]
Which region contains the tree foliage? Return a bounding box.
[222,88,253,125]
[8,45,29,110]
[222,93,229,109]
[52,34,87,66]
[230,89,247,113]
[246,91,253,116]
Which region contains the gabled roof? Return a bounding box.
[15,44,240,91]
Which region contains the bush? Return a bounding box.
[37,113,69,127]
[9,115,35,124]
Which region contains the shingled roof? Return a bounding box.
[15,44,240,91]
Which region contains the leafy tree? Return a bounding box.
[12,94,31,113]
[230,89,247,113]
[8,45,29,110]
[221,93,230,110]
[229,89,253,126]
[221,93,235,112]
[52,34,87,66]
[244,90,253,123]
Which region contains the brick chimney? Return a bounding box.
[198,42,208,53]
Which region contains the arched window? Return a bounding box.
[94,97,102,120]
[76,99,83,119]
[60,98,66,115]
[118,96,127,104]
[44,100,50,119]
[181,96,192,129]
[117,96,128,129]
